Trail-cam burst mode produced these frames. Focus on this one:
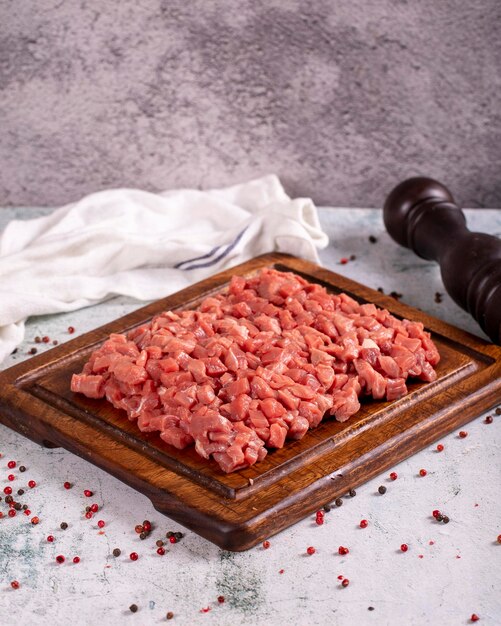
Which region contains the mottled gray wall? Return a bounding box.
[1,0,500,208]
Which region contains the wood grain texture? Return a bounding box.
[0,253,499,551]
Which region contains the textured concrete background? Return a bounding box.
[1,0,500,208]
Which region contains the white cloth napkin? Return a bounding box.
[0,175,328,365]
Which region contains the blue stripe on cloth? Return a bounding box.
[174,243,223,269]
[181,227,249,271]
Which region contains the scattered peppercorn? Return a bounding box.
[13,503,21,511]
[400,544,408,552]
[340,257,349,265]
[378,486,387,494]
[497,535,501,544]
[459,431,468,438]
[52,340,58,346]
[442,515,450,524]
[63,482,71,490]
[142,520,152,532]
[17,489,24,496]
[19,466,26,473]
[263,540,270,549]
[419,469,427,477]
[436,444,444,452]
[60,522,68,530]
[8,510,16,517]
[338,546,349,555]
[129,552,139,561]
[169,536,177,544]
[377,287,384,293]
[73,556,80,564]
[390,291,402,300]
[471,615,480,622]
[42,336,50,343]
[7,474,15,481]
[436,514,444,522]
[22,504,28,510]
[335,498,343,507]
[360,519,368,528]
[434,292,443,303]
[166,612,174,620]
[35,336,42,343]
[307,546,316,555]
[217,595,225,603]
[29,348,37,355]
[139,532,147,540]
[90,503,98,513]
[350,254,356,261]
[31,516,39,525]
[7,461,16,469]
[174,532,183,540]
[496,408,501,415]
[56,555,65,564]
[83,489,93,497]
[166,531,174,538]
[68,326,75,334]
[47,535,55,543]
[484,415,493,424]
[113,548,121,557]
[368,607,375,611]
[369,235,377,244]
[341,578,350,587]
[156,540,164,548]
[349,489,356,497]
[432,510,441,518]
[129,604,138,613]
[28,480,36,488]
[10,580,20,589]
[323,504,331,512]
[135,524,144,534]
[390,472,398,481]
[85,512,92,520]
[157,547,166,556]
[97,520,105,529]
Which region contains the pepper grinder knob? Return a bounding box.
[383,177,501,344]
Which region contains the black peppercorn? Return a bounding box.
[369,235,377,244]
[378,486,387,494]
[5,495,13,503]
[495,407,501,415]
[14,503,22,511]
[174,532,183,540]
[60,522,68,530]
[129,604,138,613]
[19,466,26,473]
[29,347,37,355]
[442,515,450,524]
[113,548,121,557]
[139,532,147,540]
[17,489,24,496]
[323,504,331,512]
[166,612,174,620]
[22,504,28,510]
[166,531,174,538]
[485,415,493,424]
[349,489,356,497]
[436,514,444,522]
[156,540,164,548]
[335,498,343,507]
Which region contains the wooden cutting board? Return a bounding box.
[0,253,499,551]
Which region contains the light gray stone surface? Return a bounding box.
[0,207,500,625]
[1,1,501,208]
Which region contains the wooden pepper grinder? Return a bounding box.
[383,177,501,344]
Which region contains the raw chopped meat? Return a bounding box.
[71,268,440,473]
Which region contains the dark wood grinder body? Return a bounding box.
[383,177,501,345]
